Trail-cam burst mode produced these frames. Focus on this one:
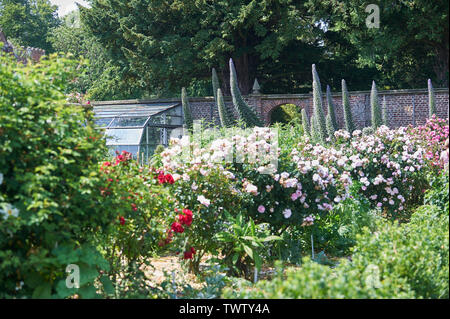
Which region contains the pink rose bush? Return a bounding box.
[407,115,449,170]
[161,123,447,226]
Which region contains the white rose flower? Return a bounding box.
[197,195,211,207]
[282,209,292,219]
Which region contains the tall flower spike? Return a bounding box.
[428,79,436,118]
[325,85,338,137]
[312,64,327,142]
[181,87,193,132]
[371,81,382,130]
[342,79,354,133]
[229,58,263,127]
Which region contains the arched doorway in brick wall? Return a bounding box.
[267,103,303,125]
[259,98,307,125]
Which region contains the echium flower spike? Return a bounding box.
[312,64,328,143]
[342,79,355,133]
[229,58,263,127]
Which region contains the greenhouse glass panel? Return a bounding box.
[105,128,144,145]
[110,116,148,127]
[108,145,139,157]
[95,117,114,127]
[148,114,165,126]
[165,116,183,126]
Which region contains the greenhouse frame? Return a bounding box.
[93,101,185,163]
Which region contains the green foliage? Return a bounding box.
[217,88,234,128]
[325,85,337,137]
[223,204,449,299]
[362,127,374,136]
[47,9,145,101]
[311,64,327,142]
[0,0,59,52]
[342,79,355,133]
[229,58,263,127]
[0,52,176,298]
[216,213,280,278]
[94,158,176,298]
[80,0,328,97]
[306,0,449,88]
[181,87,193,132]
[167,167,247,274]
[0,53,111,298]
[313,194,381,256]
[270,104,301,125]
[424,171,449,213]
[222,257,414,298]
[370,81,382,130]
[352,205,449,298]
[428,79,436,117]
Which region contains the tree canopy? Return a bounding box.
[305,0,449,87]
[2,0,446,100]
[0,0,59,52]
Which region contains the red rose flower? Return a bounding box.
[131,203,137,211]
[119,216,125,225]
[157,173,166,184]
[183,247,196,260]
[164,174,175,184]
[178,208,193,226]
[171,222,184,233]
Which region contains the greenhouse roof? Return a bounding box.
[92,102,181,128]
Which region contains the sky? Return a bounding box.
[49,0,90,17]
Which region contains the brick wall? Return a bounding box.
[195,88,449,129]
[92,88,448,129]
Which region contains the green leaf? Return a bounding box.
[261,235,282,242]
[32,283,52,299]
[79,284,99,299]
[243,244,254,260]
[99,275,115,295]
[232,253,239,265]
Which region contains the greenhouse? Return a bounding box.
[93,101,184,163]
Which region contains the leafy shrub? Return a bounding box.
[223,204,448,299]
[215,213,280,278]
[0,53,112,298]
[362,126,374,136]
[164,166,247,273]
[222,258,414,298]
[424,171,449,213]
[407,116,449,170]
[270,104,301,125]
[311,189,381,255]
[352,204,449,298]
[93,155,176,297]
